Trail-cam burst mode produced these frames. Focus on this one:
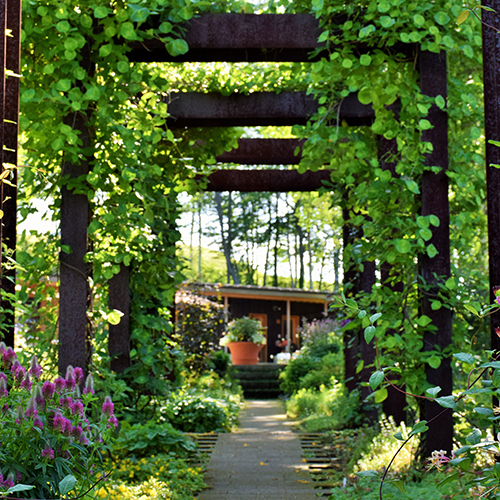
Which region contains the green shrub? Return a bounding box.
[114,421,197,457]
[286,382,362,430]
[162,390,240,433]
[208,350,231,378]
[279,355,317,395]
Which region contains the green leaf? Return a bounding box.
[117,61,130,73]
[434,11,451,25]
[59,475,77,495]
[369,370,385,390]
[417,216,429,228]
[444,277,456,290]
[435,95,446,109]
[318,30,329,43]
[369,312,382,323]
[167,39,189,57]
[409,421,428,437]
[121,22,136,40]
[358,310,367,319]
[6,485,35,493]
[438,472,460,487]
[395,239,411,254]
[84,86,101,101]
[405,179,420,194]
[99,44,113,57]
[345,298,358,309]
[474,407,495,417]
[419,228,432,241]
[57,79,72,92]
[377,0,390,13]
[107,309,124,325]
[359,54,372,66]
[358,88,372,105]
[380,16,395,28]
[374,387,388,403]
[464,303,479,316]
[131,7,150,23]
[356,470,380,478]
[450,457,471,471]
[416,315,432,327]
[427,355,441,369]
[466,428,481,445]
[436,396,458,410]
[419,119,432,130]
[56,20,70,33]
[64,38,78,51]
[159,22,172,34]
[342,58,353,69]
[94,6,109,18]
[457,10,469,26]
[426,386,442,397]
[429,215,440,226]
[390,480,406,494]
[394,431,404,441]
[453,352,474,364]
[427,243,438,258]
[364,325,376,344]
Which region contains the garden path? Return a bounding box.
[196,399,317,500]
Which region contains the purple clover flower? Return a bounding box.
[2,347,16,370]
[102,396,114,416]
[32,385,45,407]
[54,377,66,392]
[33,417,44,429]
[83,373,94,395]
[42,381,55,400]
[28,355,42,380]
[20,373,32,392]
[73,367,84,385]
[108,415,118,428]
[0,376,7,399]
[3,473,14,489]
[70,400,84,415]
[41,447,54,460]
[25,396,38,418]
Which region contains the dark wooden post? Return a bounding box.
[108,265,131,373]
[0,0,20,347]
[58,111,92,375]
[482,0,500,354]
[419,50,453,455]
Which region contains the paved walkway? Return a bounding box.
[197,399,317,500]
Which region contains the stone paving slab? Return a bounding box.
[197,400,317,500]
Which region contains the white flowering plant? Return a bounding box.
[0,343,117,498]
[219,316,266,346]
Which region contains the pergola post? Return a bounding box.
[419,50,453,455]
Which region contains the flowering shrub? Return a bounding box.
[0,343,116,498]
[219,316,266,346]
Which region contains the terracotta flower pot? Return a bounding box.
[227,342,263,365]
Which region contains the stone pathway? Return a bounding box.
[197,399,317,500]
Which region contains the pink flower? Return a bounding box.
[102,396,114,416]
[108,415,118,428]
[2,347,16,369]
[83,373,94,395]
[427,449,453,471]
[25,396,38,418]
[70,400,84,415]
[20,373,32,392]
[0,376,8,398]
[54,377,66,392]
[33,417,43,429]
[42,382,55,400]
[41,447,54,460]
[73,367,84,385]
[29,355,42,380]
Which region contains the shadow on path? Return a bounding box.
[197,399,317,500]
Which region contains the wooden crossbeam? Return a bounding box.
[128,13,324,63]
[167,91,374,127]
[197,169,332,192]
[216,139,304,165]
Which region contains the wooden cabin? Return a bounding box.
[202,284,330,362]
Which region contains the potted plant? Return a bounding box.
[220,316,266,365]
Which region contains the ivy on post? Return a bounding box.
[481,0,500,355]
[0,0,21,348]
[379,136,407,425]
[108,265,131,374]
[419,50,453,456]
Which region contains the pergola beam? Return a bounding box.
[197,169,332,192]
[167,91,374,128]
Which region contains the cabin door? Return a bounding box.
[249,313,268,362]
[281,315,300,350]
